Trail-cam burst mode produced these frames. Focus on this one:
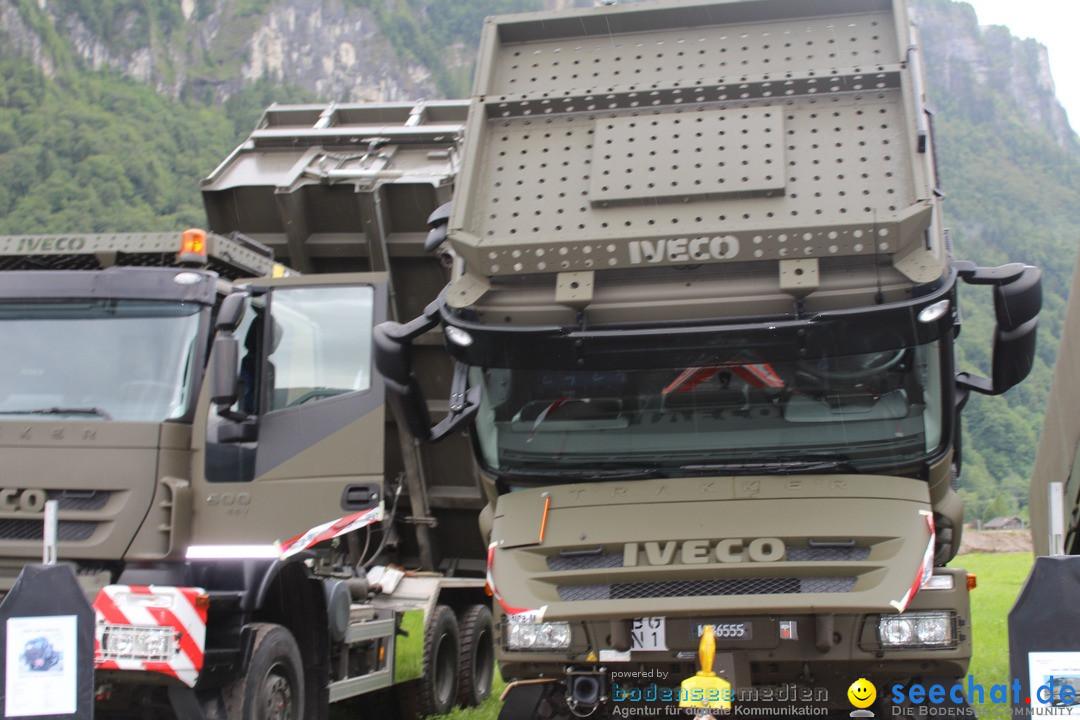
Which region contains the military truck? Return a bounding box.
[1029,252,1080,557]
[375,0,1043,716]
[0,100,494,719]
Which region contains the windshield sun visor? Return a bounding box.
[442,282,954,372]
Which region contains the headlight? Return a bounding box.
[916,616,948,644]
[878,612,953,648]
[880,617,914,646]
[505,621,572,650]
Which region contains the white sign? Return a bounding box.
[5,615,78,717]
[1029,651,1080,714]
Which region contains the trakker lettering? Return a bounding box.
[16,237,87,253]
[623,538,786,566]
[0,489,47,513]
[627,236,740,265]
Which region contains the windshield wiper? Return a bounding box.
[0,407,113,420]
[496,466,670,482]
[680,457,859,475]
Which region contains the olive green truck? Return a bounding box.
[0,101,494,719]
[375,0,1043,716]
[1029,252,1080,558]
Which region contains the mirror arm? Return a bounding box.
[953,261,1027,286]
[955,371,995,397]
[429,363,481,443]
[376,300,461,443]
[216,406,251,423]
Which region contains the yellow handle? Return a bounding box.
[698,624,716,677]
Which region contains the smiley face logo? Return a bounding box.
[848,678,877,709]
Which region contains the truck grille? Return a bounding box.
[546,546,869,571]
[787,546,871,562]
[0,519,97,542]
[547,553,625,571]
[49,490,110,511]
[557,577,855,601]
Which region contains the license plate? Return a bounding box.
[631,616,667,651]
[692,622,753,641]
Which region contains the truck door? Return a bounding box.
[193,273,388,545]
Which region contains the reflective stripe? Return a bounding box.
[486,542,548,624]
[186,544,280,559]
[279,506,383,559]
[890,511,936,613]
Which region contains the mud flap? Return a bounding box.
[498,682,547,720]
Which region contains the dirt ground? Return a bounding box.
[957,529,1033,554]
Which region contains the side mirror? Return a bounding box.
[423,202,453,253]
[374,301,481,443]
[956,262,1042,396]
[211,334,239,407]
[374,322,435,441]
[210,333,257,441]
[216,292,246,331]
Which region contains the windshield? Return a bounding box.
[0,300,202,422]
[472,339,946,477]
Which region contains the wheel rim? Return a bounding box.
[262,663,296,720]
[474,624,494,697]
[434,631,456,706]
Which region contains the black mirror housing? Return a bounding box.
[216,292,246,331]
[956,263,1042,396]
[992,317,1038,393]
[211,334,240,407]
[424,202,453,253]
[375,322,434,441]
[993,265,1041,331]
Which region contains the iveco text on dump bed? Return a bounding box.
[375,0,1043,716]
[0,101,495,719]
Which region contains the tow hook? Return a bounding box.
[566,667,608,717]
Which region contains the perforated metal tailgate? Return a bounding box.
[449,0,944,286]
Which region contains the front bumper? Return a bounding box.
[497,568,970,709]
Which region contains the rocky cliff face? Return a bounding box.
[911,0,1076,151]
[0,0,1074,149]
[236,1,442,102]
[0,0,450,102]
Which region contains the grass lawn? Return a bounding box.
[448,553,1035,720]
[441,669,504,720]
[960,552,1035,710]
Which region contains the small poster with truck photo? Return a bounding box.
[4,614,77,717]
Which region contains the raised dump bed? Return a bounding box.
[202,99,486,574]
[449,0,943,290]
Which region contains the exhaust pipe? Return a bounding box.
[566,671,606,716]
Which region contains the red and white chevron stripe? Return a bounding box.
[662,363,785,395]
[93,585,208,687]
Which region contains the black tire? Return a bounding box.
[934,511,959,565]
[457,604,495,707]
[225,623,305,720]
[419,605,460,717]
[331,686,398,720]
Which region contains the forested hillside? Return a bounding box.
[914,0,1080,521]
[1,0,1077,522]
